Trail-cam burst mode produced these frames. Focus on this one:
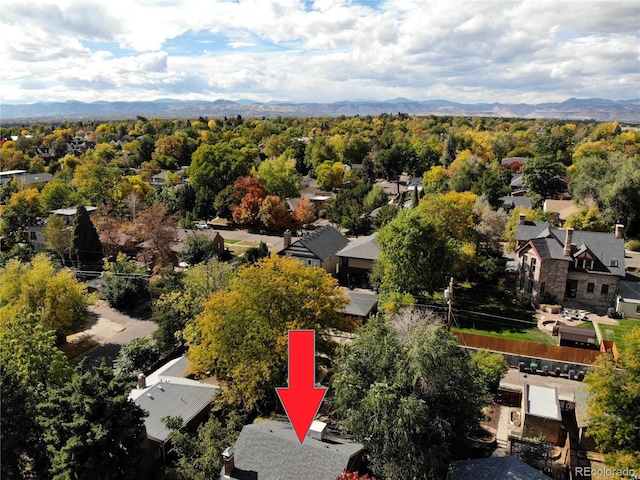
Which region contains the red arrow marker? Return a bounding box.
[276,329,327,444]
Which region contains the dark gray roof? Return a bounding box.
[340,290,378,317]
[448,457,552,480]
[500,195,532,210]
[280,225,349,262]
[336,233,380,261]
[559,325,597,343]
[19,172,55,185]
[516,222,625,277]
[133,382,218,443]
[229,418,364,480]
[511,173,523,188]
[618,279,640,302]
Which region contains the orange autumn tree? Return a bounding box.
[185,254,349,412]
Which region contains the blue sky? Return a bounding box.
[1,0,638,105]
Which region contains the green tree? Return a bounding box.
[521,157,566,205]
[113,336,160,378]
[40,180,77,211]
[0,188,42,243]
[43,214,72,262]
[257,155,301,199]
[565,206,609,232]
[189,142,254,218]
[372,209,456,299]
[152,257,233,355]
[470,349,509,393]
[162,413,245,480]
[333,313,486,480]
[185,255,348,412]
[70,205,103,269]
[602,155,640,227]
[99,253,149,310]
[441,133,457,168]
[237,241,269,266]
[362,185,388,213]
[37,363,147,480]
[0,255,91,338]
[584,329,640,470]
[180,233,216,266]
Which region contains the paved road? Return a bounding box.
[69,302,158,368]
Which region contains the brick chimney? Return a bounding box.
[283,229,292,248]
[137,373,146,389]
[222,447,235,477]
[564,228,574,257]
[615,224,624,239]
[518,213,526,225]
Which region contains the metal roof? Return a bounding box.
[525,384,561,420]
[133,382,218,443]
[340,290,378,317]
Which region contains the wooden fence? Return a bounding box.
[454,331,603,365]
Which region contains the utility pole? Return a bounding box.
[445,277,454,331]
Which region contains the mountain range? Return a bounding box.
[2,97,639,123]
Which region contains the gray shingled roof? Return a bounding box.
[133,382,218,443]
[448,457,552,480]
[340,290,378,317]
[336,233,380,261]
[499,195,533,210]
[516,222,625,276]
[280,225,349,262]
[229,418,364,480]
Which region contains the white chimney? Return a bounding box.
[615,224,624,240]
[564,228,574,257]
[222,447,235,476]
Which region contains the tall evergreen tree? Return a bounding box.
[70,205,103,269]
[441,134,457,168]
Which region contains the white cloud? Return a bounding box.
[0,0,638,104]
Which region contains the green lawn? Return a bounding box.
[224,239,241,244]
[599,319,640,352]
[436,284,556,344]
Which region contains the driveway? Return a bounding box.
[66,302,158,368]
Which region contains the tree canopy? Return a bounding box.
[584,329,640,470]
[185,254,349,412]
[333,312,487,480]
[0,254,91,338]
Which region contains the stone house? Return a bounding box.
[515,217,625,310]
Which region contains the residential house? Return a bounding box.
[615,277,640,319]
[500,157,530,172]
[17,172,55,187]
[0,169,27,185]
[543,199,582,226]
[279,225,349,275]
[130,356,219,478]
[499,195,532,213]
[514,217,625,309]
[336,233,380,288]
[340,290,378,324]
[50,206,98,226]
[220,418,366,480]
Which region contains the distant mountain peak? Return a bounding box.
[1,98,638,123]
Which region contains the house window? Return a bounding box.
[637,305,640,314]
[601,284,609,295]
[611,259,618,267]
[527,281,533,294]
[585,260,593,270]
[587,283,595,293]
[307,259,313,266]
[519,277,525,290]
[540,282,546,295]
[30,231,37,240]
[530,257,537,273]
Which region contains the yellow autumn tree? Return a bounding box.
[0,254,91,339]
[185,254,349,412]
